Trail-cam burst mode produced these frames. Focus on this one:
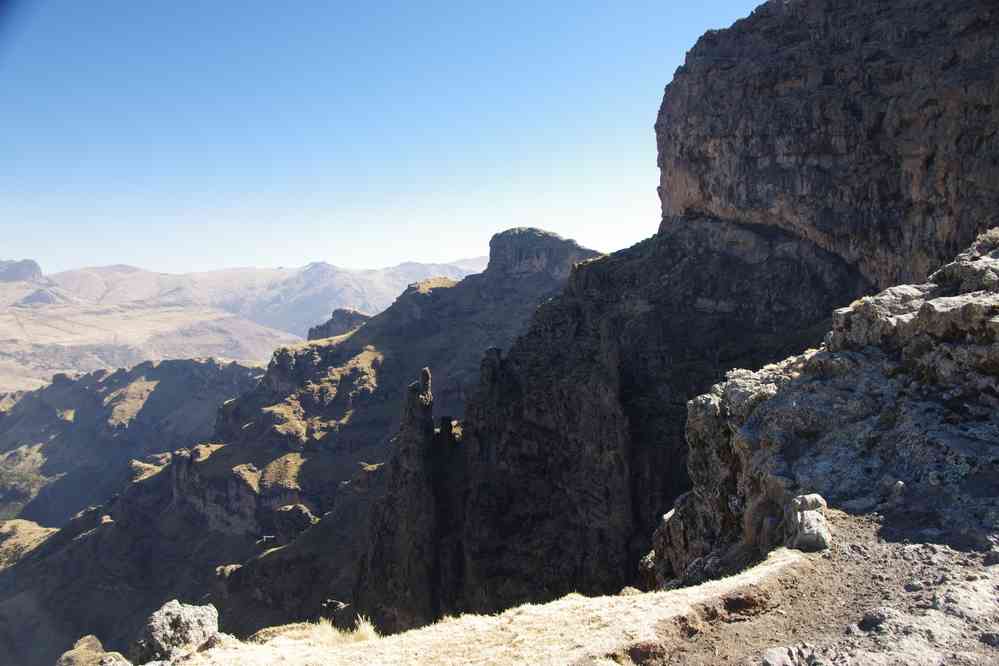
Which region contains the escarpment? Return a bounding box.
[0,228,594,666]
[648,230,999,586]
[657,0,999,288]
[267,0,999,635]
[27,0,999,660]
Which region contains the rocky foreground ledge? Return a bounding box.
[649,230,999,592]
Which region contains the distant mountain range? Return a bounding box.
[0,257,486,391]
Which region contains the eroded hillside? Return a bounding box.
[0,228,595,666]
[216,0,999,639]
[0,359,262,526]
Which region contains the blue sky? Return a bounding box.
[0,1,760,273]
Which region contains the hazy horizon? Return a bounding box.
[4,253,490,277]
[1,1,760,273]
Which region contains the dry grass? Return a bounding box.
[0,519,57,569]
[181,549,802,666]
[249,616,379,647]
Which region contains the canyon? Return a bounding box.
[9,0,999,663]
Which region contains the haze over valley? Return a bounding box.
[0,256,485,391]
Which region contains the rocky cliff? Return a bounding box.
[275,0,999,635]
[0,228,594,665]
[657,0,999,288]
[648,230,999,587]
[306,308,371,341]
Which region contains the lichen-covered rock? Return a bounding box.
[650,230,999,585]
[128,600,219,664]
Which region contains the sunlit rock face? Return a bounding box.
[657,0,999,289]
[314,0,999,635]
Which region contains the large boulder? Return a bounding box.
[128,600,219,664]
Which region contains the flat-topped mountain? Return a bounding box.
[306,309,372,341]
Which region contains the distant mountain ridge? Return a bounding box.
[47,257,488,335]
[0,256,486,391]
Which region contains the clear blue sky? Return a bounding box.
[0,1,760,273]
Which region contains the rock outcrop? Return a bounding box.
[0,229,592,665]
[306,308,371,341]
[648,230,999,587]
[213,229,597,634]
[274,0,999,635]
[128,600,220,664]
[657,0,999,289]
[0,259,42,283]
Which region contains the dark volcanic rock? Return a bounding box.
[306,308,372,341]
[350,219,867,632]
[0,228,594,665]
[657,0,999,288]
[648,230,999,586]
[300,0,999,635]
[0,259,42,283]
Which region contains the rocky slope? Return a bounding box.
[228,0,999,638]
[648,229,999,588]
[37,0,999,661]
[306,308,371,341]
[0,228,593,666]
[0,359,262,526]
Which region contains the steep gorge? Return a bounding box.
[304,0,999,634]
[0,228,596,666]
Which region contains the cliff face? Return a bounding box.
[213,229,597,634]
[0,228,594,665]
[649,230,999,586]
[657,0,999,288]
[314,0,999,634]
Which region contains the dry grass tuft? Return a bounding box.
[249,616,379,649]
